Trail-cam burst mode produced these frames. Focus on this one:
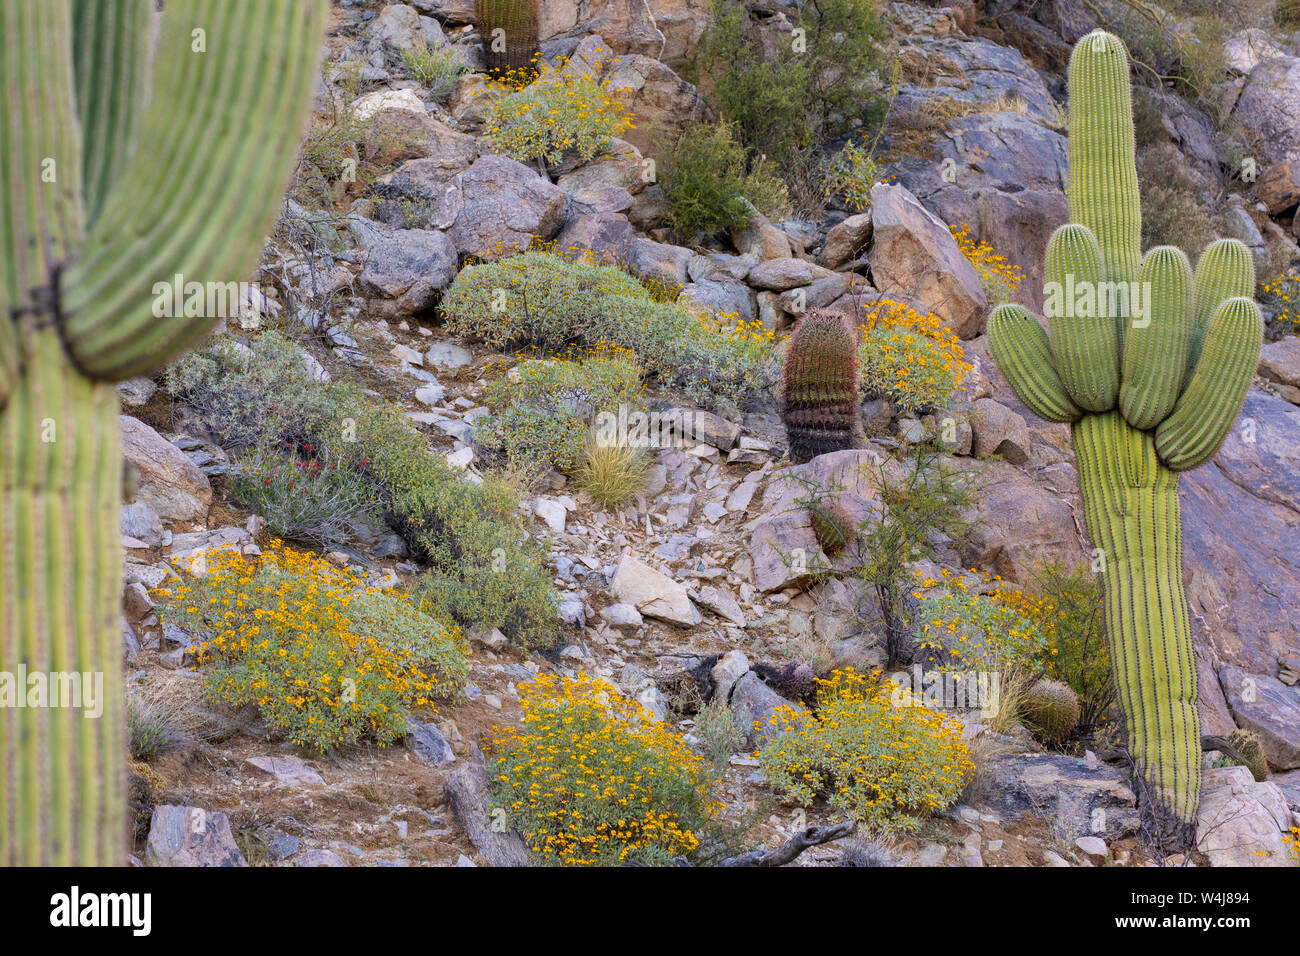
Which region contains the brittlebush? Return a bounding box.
[487,673,722,865]
[758,668,973,835]
[857,299,971,413]
[158,542,469,751]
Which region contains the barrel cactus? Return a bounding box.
[988,30,1262,849]
[781,311,861,462]
[1,0,324,865]
[1023,679,1081,747]
[475,0,540,79]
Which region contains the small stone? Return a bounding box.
[445,446,474,469]
[1074,835,1108,864]
[243,755,325,787]
[600,603,644,628]
[415,383,447,405]
[392,343,424,365]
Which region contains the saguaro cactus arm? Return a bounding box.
[988,304,1083,424]
[1,0,324,867]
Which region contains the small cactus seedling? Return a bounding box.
[782,312,861,462]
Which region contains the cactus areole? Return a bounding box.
[988,31,1261,850]
[1,0,325,865]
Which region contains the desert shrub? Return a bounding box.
[913,569,1048,675]
[1214,727,1270,781]
[694,698,745,775]
[159,543,469,751]
[441,250,774,409]
[1279,0,1300,27]
[164,330,559,647]
[484,62,633,166]
[1260,270,1300,337]
[228,444,381,548]
[1137,145,1219,256]
[693,0,890,172]
[478,346,645,476]
[659,121,791,240]
[856,299,971,414]
[857,441,974,665]
[401,45,467,98]
[573,428,651,507]
[757,668,974,835]
[487,673,722,865]
[1285,826,1300,862]
[951,224,1024,305]
[823,139,884,212]
[997,563,1114,731]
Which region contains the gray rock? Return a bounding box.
[611,555,700,627]
[967,398,1031,464]
[295,849,346,867]
[359,228,458,318]
[1196,765,1294,866]
[730,672,801,750]
[407,720,456,766]
[146,805,248,867]
[983,754,1139,841]
[120,416,212,523]
[424,341,473,370]
[121,501,165,549]
[243,755,325,787]
[1219,666,1300,770]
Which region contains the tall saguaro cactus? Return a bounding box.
[988,31,1261,849]
[1,0,324,865]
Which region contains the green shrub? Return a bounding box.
[573,428,650,507]
[487,673,722,865]
[758,668,974,835]
[440,250,775,409]
[163,542,470,751]
[1222,728,1270,781]
[164,330,560,647]
[692,0,890,172]
[823,139,883,212]
[694,698,745,775]
[478,346,645,476]
[659,121,791,240]
[1279,0,1300,28]
[401,45,467,99]
[229,444,381,548]
[1138,146,1220,258]
[485,63,633,166]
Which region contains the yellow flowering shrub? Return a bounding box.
[484,60,634,166]
[856,299,971,413]
[158,542,469,752]
[951,224,1024,305]
[1261,271,1300,334]
[758,668,974,835]
[486,673,722,865]
[913,568,1047,674]
[823,139,884,212]
[1284,826,1300,863]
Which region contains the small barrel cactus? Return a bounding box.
[1024,679,1081,747]
[781,311,861,462]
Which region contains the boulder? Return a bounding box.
[1218,666,1300,770]
[678,276,757,322]
[661,406,741,450]
[983,753,1140,840]
[366,116,479,174]
[967,398,1031,464]
[1232,56,1300,166]
[1255,161,1300,216]
[730,672,803,750]
[407,720,457,766]
[1258,336,1300,389]
[243,755,325,787]
[556,138,648,196]
[121,501,165,550]
[539,0,666,57]
[868,183,987,338]
[445,155,569,260]
[611,555,701,626]
[1196,765,1295,867]
[368,3,428,56]
[120,417,211,523]
[628,237,693,292]
[146,805,248,867]
[554,211,637,263]
[645,0,712,70]
[359,227,458,317]
[822,213,873,270]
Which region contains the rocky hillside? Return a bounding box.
[117,0,1300,868]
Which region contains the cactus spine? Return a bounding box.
[781,312,861,462]
[1,0,324,865]
[987,30,1262,849]
[1023,679,1081,747]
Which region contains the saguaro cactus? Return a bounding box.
[988,31,1261,849]
[781,311,861,462]
[475,0,540,79]
[1,0,324,865]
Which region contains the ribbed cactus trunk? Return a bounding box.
[1,0,324,866]
[1073,413,1200,843]
[781,311,861,462]
[988,31,1261,851]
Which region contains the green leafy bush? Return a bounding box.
[478,346,645,476]
[659,121,790,239]
[162,543,469,751]
[229,444,381,548]
[164,330,559,647]
[441,250,775,409]
[758,668,974,835]
[485,63,633,165]
[692,0,890,172]
[823,139,883,212]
